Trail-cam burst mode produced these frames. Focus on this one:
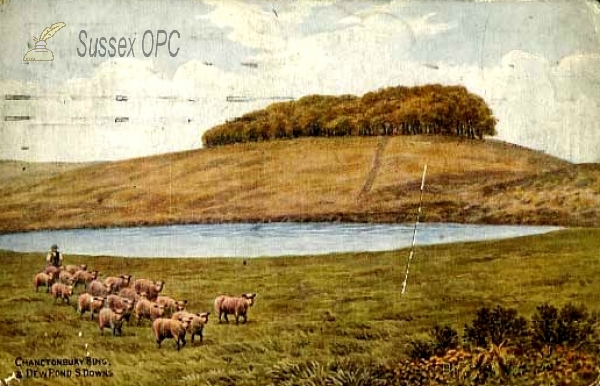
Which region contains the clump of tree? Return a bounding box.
[202,84,498,147]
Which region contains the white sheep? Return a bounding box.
[65,264,87,275]
[135,296,166,325]
[152,317,192,351]
[77,294,105,321]
[58,270,75,285]
[98,308,124,336]
[73,270,98,291]
[171,311,210,343]
[104,275,132,293]
[156,296,187,316]
[134,279,164,301]
[33,271,56,292]
[214,293,257,324]
[118,287,143,303]
[88,280,112,297]
[106,295,135,323]
[50,283,74,305]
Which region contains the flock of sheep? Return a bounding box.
[32,263,257,350]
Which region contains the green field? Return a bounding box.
[0,228,599,385]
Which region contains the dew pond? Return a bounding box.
[0,222,562,258]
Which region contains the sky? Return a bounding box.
[0,0,599,163]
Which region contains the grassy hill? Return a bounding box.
[0,136,599,233]
[0,160,94,186]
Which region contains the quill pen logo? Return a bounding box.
[23,22,66,62]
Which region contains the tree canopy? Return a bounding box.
[202,84,497,147]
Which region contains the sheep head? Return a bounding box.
[242,293,257,306]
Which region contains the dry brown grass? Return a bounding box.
[0,160,94,186]
[0,136,598,233]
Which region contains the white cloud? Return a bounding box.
[408,12,456,37]
[556,53,600,79]
[0,56,278,161]
[244,10,416,97]
[483,51,600,163]
[202,0,314,52]
[202,1,452,65]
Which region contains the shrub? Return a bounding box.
[407,325,459,360]
[408,339,435,360]
[431,324,459,356]
[397,303,600,385]
[532,302,597,350]
[557,303,595,347]
[463,306,529,348]
[531,303,560,348]
[389,346,599,386]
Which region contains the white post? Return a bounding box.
[401,164,427,295]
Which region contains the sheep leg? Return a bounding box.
[235,313,239,325]
[223,313,229,323]
[156,338,163,348]
[191,331,202,343]
[242,314,247,324]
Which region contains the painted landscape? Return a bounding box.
[1,89,600,385]
[1,0,600,385]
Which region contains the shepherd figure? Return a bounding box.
[46,244,63,267]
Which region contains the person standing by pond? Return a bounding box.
[46,244,63,267]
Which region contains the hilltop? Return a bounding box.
[203,84,497,147]
[0,135,598,233]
